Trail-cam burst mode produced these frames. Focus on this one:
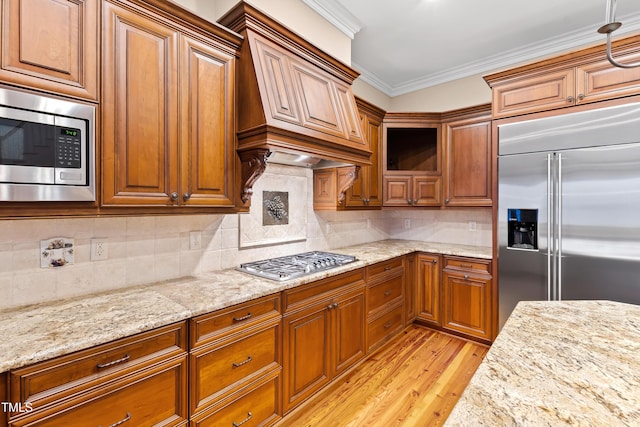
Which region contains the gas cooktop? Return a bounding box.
[238,251,357,281]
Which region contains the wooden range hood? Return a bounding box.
[219,2,371,207]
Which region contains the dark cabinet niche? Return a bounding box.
[386,127,438,172]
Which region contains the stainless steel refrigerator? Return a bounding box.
[498,102,640,330]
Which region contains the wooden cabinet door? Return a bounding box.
[179,35,235,207]
[282,302,331,414]
[442,270,492,340]
[332,289,366,376]
[413,176,442,206]
[576,53,640,105]
[0,0,99,100]
[491,68,575,118]
[443,118,492,206]
[382,176,411,206]
[101,0,179,205]
[404,254,417,324]
[416,254,441,325]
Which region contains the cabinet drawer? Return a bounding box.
[283,269,365,312]
[9,321,187,415]
[366,257,403,281]
[10,355,188,427]
[191,295,281,347]
[191,322,280,414]
[443,257,491,274]
[192,370,281,427]
[367,303,404,352]
[367,271,403,315]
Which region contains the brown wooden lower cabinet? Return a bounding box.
[282,270,366,414]
[416,253,441,325]
[9,355,188,427]
[442,256,493,341]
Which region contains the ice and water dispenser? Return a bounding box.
[507,209,538,250]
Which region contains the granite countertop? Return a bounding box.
[0,239,491,373]
[445,300,640,426]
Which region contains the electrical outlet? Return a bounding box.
[189,231,202,250]
[468,221,477,231]
[91,238,108,261]
[403,219,411,229]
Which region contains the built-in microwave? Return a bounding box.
[0,87,95,202]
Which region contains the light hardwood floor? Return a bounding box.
[277,325,489,427]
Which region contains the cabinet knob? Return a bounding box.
[445,198,450,204]
[327,304,333,310]
[577,93,585,101]
[567,95,575,103]
[464,274,469,280]
[170,192,179,201]
[432,259,437,264]
[183,193,191,201]
[407,199,412,205]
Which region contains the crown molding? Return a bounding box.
[356,12,640,97]
[301,0,363,39]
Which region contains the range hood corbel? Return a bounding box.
[220,2,371,206]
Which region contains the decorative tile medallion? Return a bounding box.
[263,191,289,225]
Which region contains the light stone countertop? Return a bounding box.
[445,300,640,427]
[0,239,491,373]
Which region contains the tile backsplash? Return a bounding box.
[0,164,491,309]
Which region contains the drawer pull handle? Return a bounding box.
[232,356,253,368]
[103,412,131,427]
[384,266,393,271]
[384,290,392,297]
[233,312,252,322]
[384,321,393,329]
[232,411,253,427]
[460,263,473,269]
[97,354,130,369]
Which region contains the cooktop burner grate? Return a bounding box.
[238,251,357,281]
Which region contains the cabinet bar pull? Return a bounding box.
[233,312,252,322]
[384,290,392,297]
[102,412,131,427]
[97,353,130,369]
[232,356,253,368]
[384,321,393,329]
[384,266,393,271]
[460,263,473,269]
[232,411,252,427]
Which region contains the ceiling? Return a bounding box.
[302,0,640,97]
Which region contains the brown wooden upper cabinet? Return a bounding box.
[381,107,493,208]
[442,105,492,207]
[101,0,242,208]
[382,113,442,207]
[345,98,385,209]
[486,34,640,119]
[0,0,99,101]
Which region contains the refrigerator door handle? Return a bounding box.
[547,153,553,301]
[557,153,563,300]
